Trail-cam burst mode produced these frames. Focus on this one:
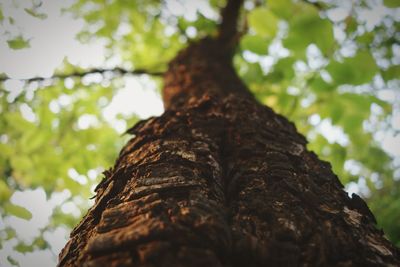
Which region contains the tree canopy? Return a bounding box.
[0,0,399,265]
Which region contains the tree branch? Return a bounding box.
[217,0,245,46]
[0,67,164,83]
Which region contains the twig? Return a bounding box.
[0,67,164,83]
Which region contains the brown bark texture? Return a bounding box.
[58,1,400,266]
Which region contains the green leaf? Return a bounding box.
[32,236,48,250]
[381,65,400,81]
[192,14,217,35]
[345,16,358,33]
[327,51,378,85]
[331,143,347,171]
[341,93,374,110]
[240,35,269,54]
[242,62,264,84]
[7,36,30,50]
[309,76,336,93]
[0,6,4,21]
[248,7,279,38]
[15,242,34,253]
[341,113,364,133]
[283,3,335,56]
[178,14,217,37]
[330,102,345,124]
[384,0,400,7]
[268,0,292,19]
[356,32,374,44]
[24,8,47,19]
[0,180,11,202]
[4,203,32,220]
[7,256,19,266]
[267,57,295,83]
[2,228,16,241]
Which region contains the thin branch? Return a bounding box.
[0,67,164,83]
[217,0,245,46]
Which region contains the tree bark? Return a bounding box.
[58,1,400,266]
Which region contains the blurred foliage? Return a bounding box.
[0,0,399,263]
[238,0,400,246]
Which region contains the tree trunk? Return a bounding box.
[58,1,400,266]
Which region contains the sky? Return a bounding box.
[0,0,399,266]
